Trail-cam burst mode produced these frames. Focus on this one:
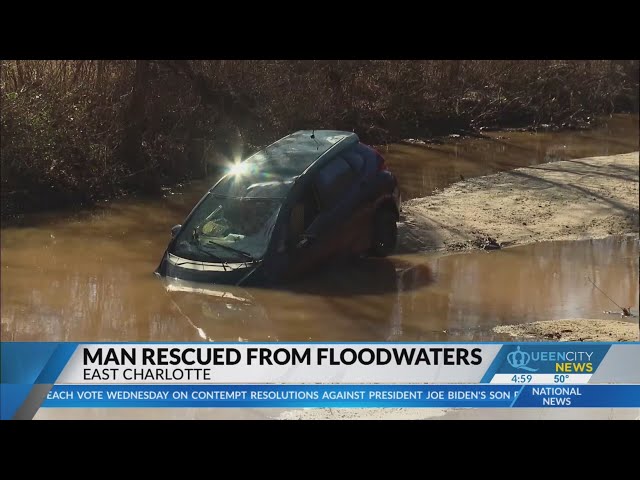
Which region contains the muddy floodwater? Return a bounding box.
[388,114,639,200]
[1,115,638,342]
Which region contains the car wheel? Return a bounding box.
[369,207,397,257]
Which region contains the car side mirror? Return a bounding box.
[171,224,182,238]
[296,233,316,249]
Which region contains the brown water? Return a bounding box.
[388,114,639,200]
[1,114,638,342]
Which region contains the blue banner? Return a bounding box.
[40,384,640,408]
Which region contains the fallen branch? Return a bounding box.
[586,276,632,317]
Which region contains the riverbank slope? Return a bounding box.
[399,151,639,253]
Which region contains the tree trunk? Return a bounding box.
[96,60,105,91]
[448,60,461,86]
[160,60,256,130]
[72,60,83,85]
[120,60,158,192]
[15,60,25,87]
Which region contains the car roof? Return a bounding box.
[210,130,359,198]
[246,130,358,176]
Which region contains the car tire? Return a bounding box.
[369,207,397,257]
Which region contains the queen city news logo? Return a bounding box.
[506,346,594,373]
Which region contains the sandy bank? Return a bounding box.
[494,318,638,342]
[399,152,639,252]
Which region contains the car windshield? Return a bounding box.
[171,180,283,263]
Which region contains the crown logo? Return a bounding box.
[507,346,538,372]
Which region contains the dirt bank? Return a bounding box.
[399,152,639,252]
[494,319,639,342]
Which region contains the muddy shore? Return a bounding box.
[494,319,638,342]
[399,151,639,253]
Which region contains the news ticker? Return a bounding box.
[2,342,639,419]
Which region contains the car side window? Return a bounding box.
[313,156,357,210]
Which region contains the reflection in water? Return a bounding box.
[1,115,638,342]
[420,236,639,339]
[162,279,261,341]
[160,258,435,342]
[2,232,637,342]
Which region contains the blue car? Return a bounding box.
[155,130,401,286]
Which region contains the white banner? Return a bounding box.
[56,343,502,384]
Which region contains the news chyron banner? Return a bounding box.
[2,342,639,419]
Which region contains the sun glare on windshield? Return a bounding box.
[228,159,249,177]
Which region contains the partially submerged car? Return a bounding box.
[155,130,401,286]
